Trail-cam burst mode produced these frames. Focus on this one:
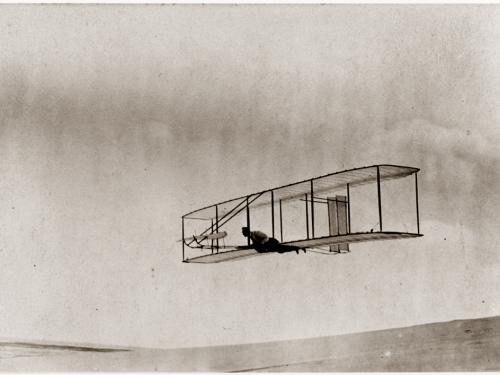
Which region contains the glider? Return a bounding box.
[181,164,422,263]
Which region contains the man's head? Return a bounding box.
[241,227,250,237]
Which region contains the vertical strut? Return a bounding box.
[336,197,340,234]
[246,196,250,247]
[376,166,382,232]
[415,172,420,234]
[182,216,185,262]
[305,193,309,239]
[215,205,219,253]
[271,191,275,238]
[347,183,351,234]
[310,179,315,238]
[211,219,214,254]
[279,199,283,242]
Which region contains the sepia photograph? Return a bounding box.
[0,3,500,372]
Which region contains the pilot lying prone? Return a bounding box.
[241,227,306,254]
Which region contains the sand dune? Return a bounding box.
[1,315,500,372]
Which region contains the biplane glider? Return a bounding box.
[181,164,422,263]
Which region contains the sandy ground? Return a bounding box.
[1,315,500,372]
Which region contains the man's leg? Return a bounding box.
[265,238,306,254]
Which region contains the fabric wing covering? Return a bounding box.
[185,232,422,264]
[183,165,418,220]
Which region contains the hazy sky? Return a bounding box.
[1,5,500,349]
